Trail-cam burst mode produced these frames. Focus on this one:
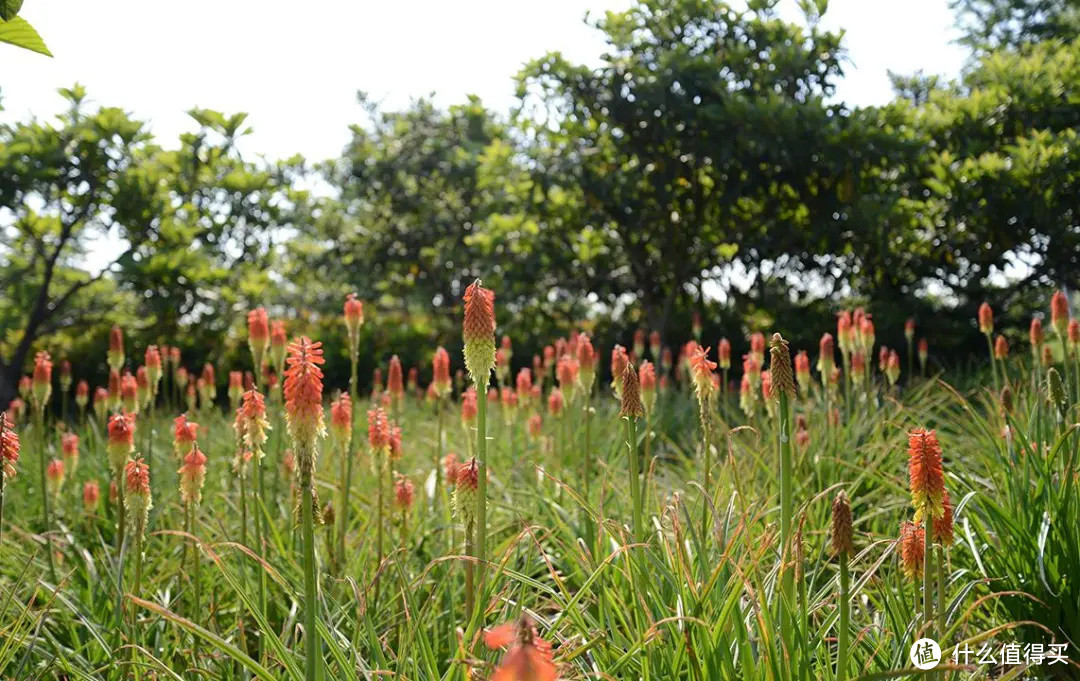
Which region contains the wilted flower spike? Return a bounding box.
[768,334,796,399]
[907,428,945,522]
[619,362,644,419]
[831,490,853,556]
[462,280,496,387]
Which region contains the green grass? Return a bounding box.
[0,349,1077,680]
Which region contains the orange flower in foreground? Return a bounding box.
[124,457,153,536]
[178,444,208,506]
[283,338,325,450]
[235,389,271,464]
[907,428,945,523]
[484,616,557,681]
[689,344,717,405]
[173,414,199,458]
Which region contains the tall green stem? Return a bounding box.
[777,389,794,650]
[36,409,57,582]
[626,415,643,540]
[474,380,489,615]
[300,454,320,681]
[986,334,1000,395]
[339,352,358,570]
[837,551,850,681]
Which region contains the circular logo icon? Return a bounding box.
[910,638,941,670]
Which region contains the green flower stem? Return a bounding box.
[986,334,1000,395]
[37,408,57,582]
[340,350,358,568]
[299,450,320,681]
[627,414,643,541]
[474,379,489,618]
[837,550,850,681]
[777,388,794,650]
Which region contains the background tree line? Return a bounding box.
[2,0,1078,403]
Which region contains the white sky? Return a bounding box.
[0,0,968,163]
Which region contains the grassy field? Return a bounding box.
[0,297,1078,680]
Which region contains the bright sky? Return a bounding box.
[0,0,967,163]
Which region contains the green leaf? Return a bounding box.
[0,0,23,21]
[0,16,51,56]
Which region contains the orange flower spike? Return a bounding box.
[649,330,662,360]
[75,380,89,410]
[905,318,916,341]
[717,338,732,370]
[344,293,364,353]
[794,350,811,392]
[453,456,480,522]
[178,443,208,507]
[83,481,100,513]
[136,366,151,409]
[548,388,564,417]
[1030,317,1045,353]
[59,360,72,392]
[236,389,271,463]
[107,325,125,371]
[486,616,557,681]
[433,347,452,397]
[394,473,414,512]
[330,393,352,450]
[1051,290,1070,335]
[173,414,199,458]
[124,457,153,538]
[689,344,717,407]
[461,387,478,426]
[577,335,597,390]
[907,428,946,522]
[1,413,20,481]
[639,361,657,415]
[32,350,53,409]
[1070,320,1080,349]
[228,371,244,408]
[145,345,163,394]
[93,387,109,422]
[269,320,288,369]
[528,413,543,439]
[107,412,136,472]
[462,279,497,387]
[994,335,1009,360]
[899,521,925,581]
[388,356,404,402]
[283,337,326,455]
[978,302,993,335]
[61,432,80,474]
[442,452,461,488]
[248,307,270,371]
[46,458,65,498]
[610,345,629,396]
[367,407,391,452]
[556,355,578,402]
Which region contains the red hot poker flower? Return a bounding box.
[330,392,352,449]
[461,387,478,426]
[107,412,136,472]
[462,280,497,386]
[978,302,993,335]
[433,347,452,397]
[108,325,125,370]
[283,337,326,450]
[178,443,208,506]
[1,413,20,480]
[484,616,557,681]
[899,521,924,581]
[908,428,945,522]
[717,338,732,369]
[32,351,53,408]
[388,356,404,400]
[367,407,390,451]
[1051,290,1070,335]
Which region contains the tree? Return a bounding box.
[951,0,1080,51]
